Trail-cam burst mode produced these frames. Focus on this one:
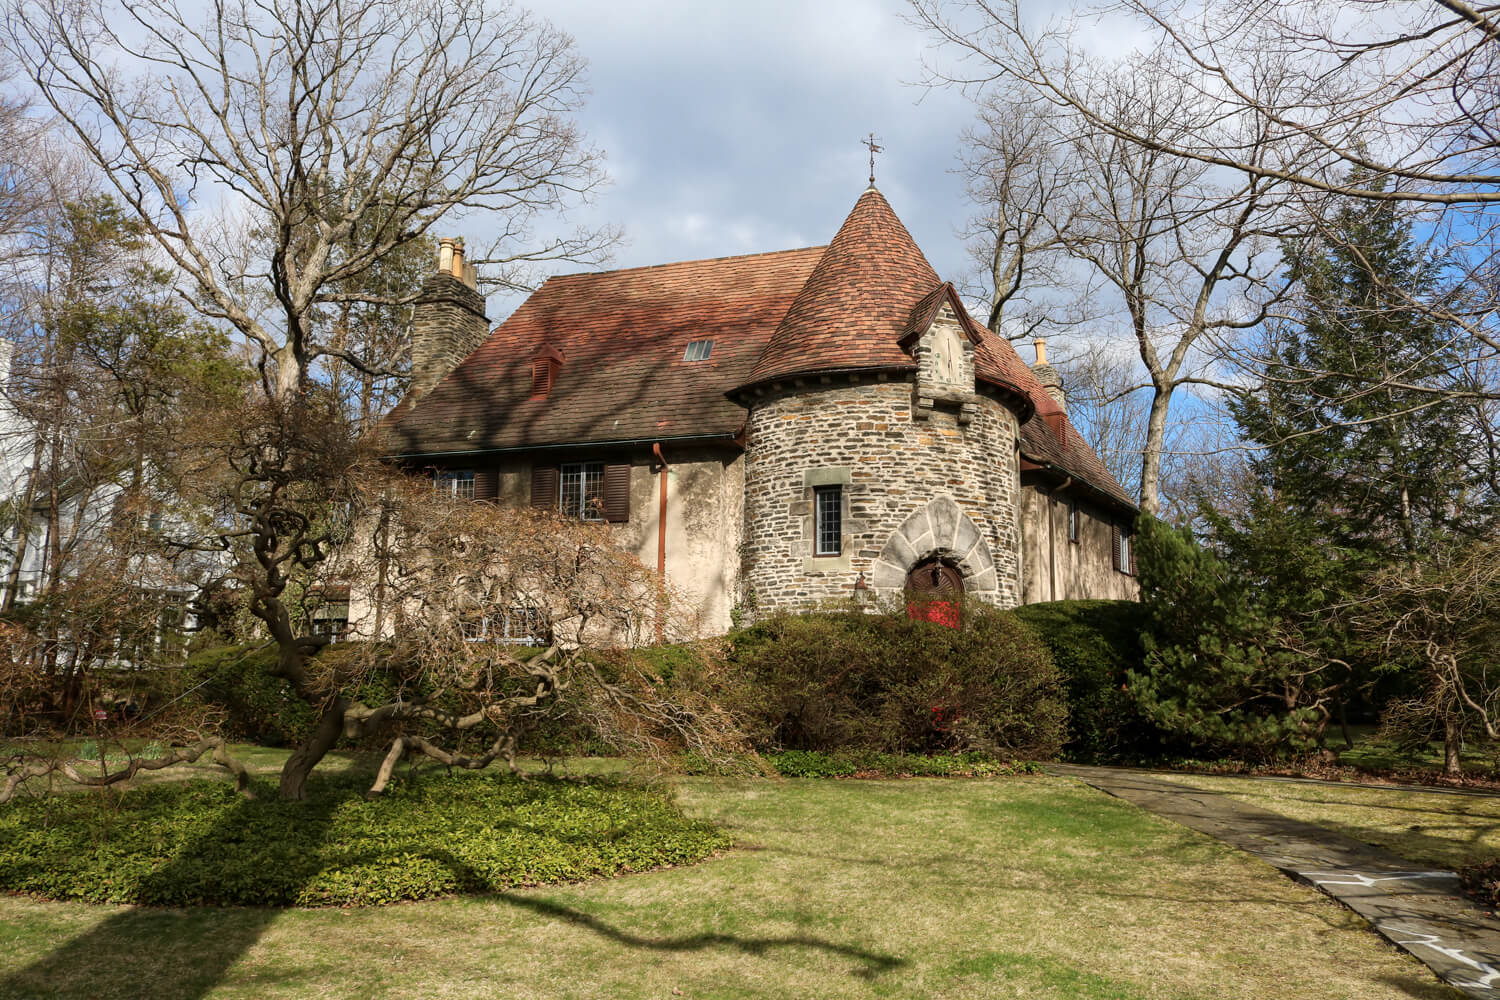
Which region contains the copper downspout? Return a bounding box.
[652,443,668,642]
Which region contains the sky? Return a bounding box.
[482,0,981,320]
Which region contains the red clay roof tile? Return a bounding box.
[380,186,1133,510]
[381,246,824,455]
[740,187,942,388]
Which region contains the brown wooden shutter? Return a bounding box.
[530,465,558,509]
[1128,525,1138,576]
[602,462,631,523]
[1111,522,1122,572]
[474,467,499,502]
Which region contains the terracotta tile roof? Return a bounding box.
[380,184,1135,513]
[740,187,943,388]
[381,246,825,455]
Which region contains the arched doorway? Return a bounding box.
[906,557,962,627]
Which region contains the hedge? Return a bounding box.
[1010,599,1171,761]
[726,602,1067,759]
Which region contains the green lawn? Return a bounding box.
[0,767,1459,999]
[1334,726,1500,778]
[1157,771,1500,871]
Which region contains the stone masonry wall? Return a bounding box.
[409,272,488,399]
[742,378,1021,613]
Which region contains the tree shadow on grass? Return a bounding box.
[409,842,908,981]
[0,784,341,1000]
[1,779,907,998]
[495,891,907,980]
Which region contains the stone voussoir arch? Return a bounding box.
[868,495,999,598]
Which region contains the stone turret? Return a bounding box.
[409,237,488,400]
[1031,337,1066,413]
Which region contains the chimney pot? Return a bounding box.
[451,237,465,279]
[438,237,454,275]
[1034,337,1048,366]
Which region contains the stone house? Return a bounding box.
[380,187,1137,636]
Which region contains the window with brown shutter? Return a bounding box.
[532,460,629,521]
[530,465,558,508]
[474,467,499,502]
[602,462,631,523]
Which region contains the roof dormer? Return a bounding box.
[529,343,564,399]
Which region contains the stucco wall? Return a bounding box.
[1019,483,1139,603]
[741,378,1022,613]
[493,446,743,635]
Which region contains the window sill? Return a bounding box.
[803,553,852,574]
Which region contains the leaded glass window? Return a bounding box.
[814,485,842,556]
[560,462,605,520]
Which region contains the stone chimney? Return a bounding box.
[409,237,489,400]
[1031,337,1066,413]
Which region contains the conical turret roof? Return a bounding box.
[740,186,942,388]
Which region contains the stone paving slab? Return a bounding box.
[1051,763,1500,999]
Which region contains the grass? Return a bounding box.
[0,758,1461,999]
[1155,771,1500,871]
[1334,725,1500,778]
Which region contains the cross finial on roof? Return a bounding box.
[863,132,883,187]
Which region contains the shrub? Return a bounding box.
[1010,600,1168,762]
[182,642,469,749]
[727,602,1067,760]
[0,771,729,907]
[765,749,1039,778]
[1130,516,1329,758]
[183,644,313,746]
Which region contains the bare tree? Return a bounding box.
[916,0,1500,405]
[2,0,633,799]
[921,8,1298,512]
[957,79,1081,337]
[7,0,616,402]
[1350,538,1500,776]
[1009,0,1499,205]
[1051,338,1248,522]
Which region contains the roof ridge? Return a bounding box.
[544,244,828,282]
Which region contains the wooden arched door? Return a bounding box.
[906,558,962,627]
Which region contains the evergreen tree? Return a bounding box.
[1127,516,1334,755]
[1231,184,1495,556]
[1208,181,1498,765]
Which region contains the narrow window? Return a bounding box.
[437,469,475,499]
[1112,521,1135,575]
[683,339,714,361]
[1067,501,1079,543]
[814,485,842,556]
[560,462,605,520]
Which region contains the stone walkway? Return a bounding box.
[1051,764,1500,999]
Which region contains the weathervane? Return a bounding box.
[864,132,883,186]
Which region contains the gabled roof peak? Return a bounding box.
[739,186,942,389]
